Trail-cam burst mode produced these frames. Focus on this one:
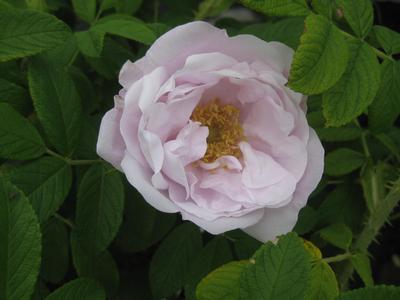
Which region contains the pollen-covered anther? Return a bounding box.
[191,98,245,163]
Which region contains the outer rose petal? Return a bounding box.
[181,208,265,235]
[146,21,229,75]
[243,129,324,242]
[121,153,179,213]
[97,108,125,169]
[119,22,294,83]
[223,36,294,75]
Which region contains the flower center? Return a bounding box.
[191,98,245,163]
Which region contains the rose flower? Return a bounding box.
[97,21,324,242]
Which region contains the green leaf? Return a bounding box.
[26,0,47,11]
[239,0,309,17]
[84,37,135,79]
[309,112,362,141]
[0,78,30,114]
[8,157,72,223]
[0,178,41,300]
[0,9,71,62]
[0,60,25,85]
[149,223,202,299]
[92,18,156,45]
[71,233,120,299]
[185,236,233,300]
[196,261,248,300]
[240,17,305,49]
[351,253,373,287]
[318,185,365,231]
[75,30,105,58]
[373,25,400,55]
[100,0,115,12]
[319,223,352,250]
[225,230,262,260]
[337,0,373,38]
[239,232,311,300]
[0,1,13,9]
[69,68,98,115]
[303,240,322,260]
[45,278,106,300]
[115,186,176,253]
[71,0,96,23]
[375,133,400,162]
[28,56,82,155]
[0,103,45,160]
[75,163,124,254]
[323,40,380,126]
[148,22,171,37]
[32,280,50,300]
[195,0,234,19]
[305,261,338,300]
[115,0,143,14]
[40,218,69,284]
[288,14,348,95]
[311,0,334,19]
[317,126,362,142]
[337,285,400,300]
[294,206,319,235]
[325,148,366,176]
[44,34,78,66]
[369,60,400,133]
[73,116,99,159]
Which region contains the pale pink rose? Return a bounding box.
[97,21,324,242]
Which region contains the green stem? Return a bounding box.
[322,253,353,264]
[360,131,371,158]
[54,213,75,229]
[354,180,400,252]
[46,148,102,166]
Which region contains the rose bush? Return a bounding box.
[97,21,324,242]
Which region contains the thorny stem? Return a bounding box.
[46,148,102,166]
[337,159,400,289]
[336,122,400,290]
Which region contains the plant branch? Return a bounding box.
[338,177,400,289]
[46,148,102,166]
[322,253,353,264]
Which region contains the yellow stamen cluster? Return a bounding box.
[191,99,244,163]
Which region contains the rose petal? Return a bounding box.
[224,36,294,74]
[240,142,288,188]
[164,121,209,166]
[146,21,229,74]
[181,207,264,235]
[97,108,125,169]
[121,153,179,213]
[291,128,325,209]
[243,129,324,242]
